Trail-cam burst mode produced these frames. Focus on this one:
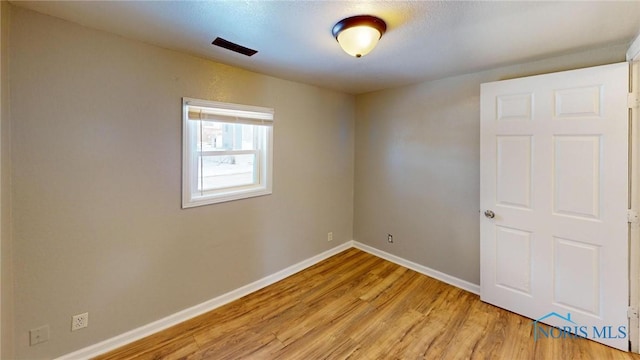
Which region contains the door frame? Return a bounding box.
[626,34,640,353]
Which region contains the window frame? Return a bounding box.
[182,97,274,208]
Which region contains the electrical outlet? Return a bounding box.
[328,232,333,242]
[71,312,89,331]
[29,325,49,346]
[387,234,393,243]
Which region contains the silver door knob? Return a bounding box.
[484,210,495,219]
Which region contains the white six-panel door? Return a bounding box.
[480,62,629,350]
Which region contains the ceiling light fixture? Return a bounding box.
[332,15,387,58]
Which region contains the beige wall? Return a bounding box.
[1,1,13,358]
[9,6,354,359]
[353,44,629,285]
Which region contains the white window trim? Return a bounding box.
[182,97,273,208]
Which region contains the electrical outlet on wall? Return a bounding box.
[71,312,89,331]
[387,234,394,243]
[29,325,49,346]
[328,232,333,242]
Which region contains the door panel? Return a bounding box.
[480,62,629,350]
[553,236,600,315]
[495,226,532,295]
[553,135,601,219]
[498,93,533,121]
[497,136,532,208]
[554,86,602,118]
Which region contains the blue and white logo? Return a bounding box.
[531,312,626,341]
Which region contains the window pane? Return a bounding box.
[198,121,255,152]
[183,98,273,208]
[197,154,256,191]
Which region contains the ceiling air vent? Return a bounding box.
[212,37,258,57]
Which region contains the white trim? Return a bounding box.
[183,97,274,119]
[55,241,353,360]
[628,34,640,61]
[353,241,480,295]
[56,240,481,359]
[630,61,640,353]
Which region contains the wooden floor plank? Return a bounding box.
[94,249,640,360]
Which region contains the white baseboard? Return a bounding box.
[353,241,480,295]
[57,239,479,359]
[55,241,353,360]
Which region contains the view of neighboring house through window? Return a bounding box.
[198,122,256,190]
[182,98,274,208]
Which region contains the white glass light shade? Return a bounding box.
[332,15,387,58]
[336,25,381,58]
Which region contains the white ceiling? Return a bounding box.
[11,1,640,94]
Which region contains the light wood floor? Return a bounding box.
[94,248,640,359]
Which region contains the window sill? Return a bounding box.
[182,187,272,208]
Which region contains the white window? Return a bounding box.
[182,98,273,208]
